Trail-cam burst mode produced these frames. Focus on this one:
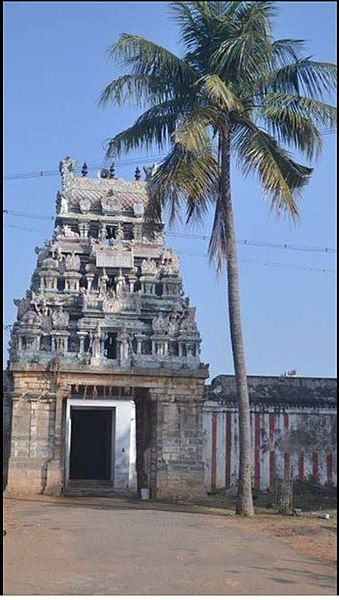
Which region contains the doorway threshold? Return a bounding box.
[64,481,136,499]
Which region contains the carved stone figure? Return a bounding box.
[180,308,198,335]
[59,156,76,194]
[115,223,124,241]
[90,323,102,360]
[133,202,144,217]
[101,193,122,214]
[79,198,91,213]
[102,296,119,313]
[14,292,32,319]
[65,251,81,272]
[21,309,42,327]
[41,256,59,271]
[119,327,131,361]
[168,309,181,336]
[60,195,68,214]
[141,258,158,277]
[152,313,168,335]
[98,222,107,242]
[160,250,180,275]
[115,268,125,295]
[51,306,69,329]
[98,268,108,294]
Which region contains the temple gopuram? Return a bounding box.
[6,157,209,500]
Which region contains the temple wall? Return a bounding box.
[4,367,206,501]
[4,371,337,499]
[203,376,337,491]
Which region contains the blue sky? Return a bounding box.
[4,1,337,379]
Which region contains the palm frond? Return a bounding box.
[146,143,219,225]
[233,118,313,217]
[174,109,216,153]
[261,104,323,160]
[107,33,197,87]
[234,1,276,36]
[200,74,244,113]
[105,99,187,157]
[98,74,173,108]
[257,59,337,99]
[212,32,274,85]
[271,38,305,66]
[262,93,337,128]
[169,2,209,50]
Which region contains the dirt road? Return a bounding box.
[3,497,337,595]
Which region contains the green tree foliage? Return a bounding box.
[100,1,336,516]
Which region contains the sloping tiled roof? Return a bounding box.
[69,176,149,211]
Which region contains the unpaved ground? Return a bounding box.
[3,496,337,595]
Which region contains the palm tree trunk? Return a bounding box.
[220,128,254,517]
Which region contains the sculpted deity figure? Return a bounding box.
[21,309,42,327]
[98,222,107,242]
[180,308,198,335]
[51,306,69,329]
[82,289,89,309]
[59,156,76,194]
[141,258,158,277]
[63,224,79,238]
[14,292,32,319]
[152,312,168,335]
[54,225,63,239]
[119,327,131,361]
[31,294,50,318]
[115,268,125,296]
[160,250,180,275]
[91,323,102,360]
[98,268,109,295]
[59,194,68,214]
[53,246,63,262]
[101,192,122,214]
[65,251,81,272]
[115,223,124,241]
[167,309,180,337]
[102,296,118,313]
[133,201,144,217]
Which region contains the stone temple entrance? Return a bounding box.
[69,408,113,481]
[65,397,137,495]
[5,156,209,501]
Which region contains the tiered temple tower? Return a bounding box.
[6,157,209,499]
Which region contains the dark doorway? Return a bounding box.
[104,333,118,359]
[69,408,113,480]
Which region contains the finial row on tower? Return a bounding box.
[80,161,143,181]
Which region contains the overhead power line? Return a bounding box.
[177,250,335,274]
[3,209,337,255]
[3,223,335,274]
[3,154,167,181]
[3,130,337,182]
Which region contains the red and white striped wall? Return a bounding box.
[203,403,337,491]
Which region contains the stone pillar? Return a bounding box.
[6,396,53,496]
[78,332,86,355]
[6,373,64,498]
[129,277,137,293]
[45,385,67,495]
[87,275,94,291]
[135,335,143,355]
[149,379,206,501]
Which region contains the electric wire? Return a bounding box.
[3,210,336,255]
[3,129,336,181]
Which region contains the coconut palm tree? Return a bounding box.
[99,1,337,517]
